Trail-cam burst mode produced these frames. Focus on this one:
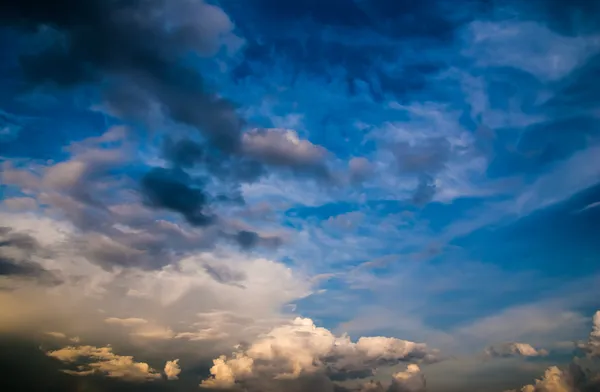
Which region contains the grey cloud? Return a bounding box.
[578,311,600,358]
[140,167,215,227]
[0,227,62,286]
[391,137,452,205]
[411,175,437,206]
[0,227,38,250]
[485,342,548,358]
[349,157,374,184]
[2,0,243,152]
[242,128,328,169]
[202,263,247,288]
[393,137,451,175]
[506,362,600,392]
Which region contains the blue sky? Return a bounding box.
[1,1,600,391]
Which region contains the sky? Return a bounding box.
[0,0,600,391]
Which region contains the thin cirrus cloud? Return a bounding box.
[0,0,599,391]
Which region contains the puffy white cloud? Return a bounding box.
[200,317,433,388]
[505,363,600,392]
[389,364,426,392]
[242,128,328,169]
[578,311,600,358]
[485,342,548,358]
[46,345,162,381]
[505,312,600,392]
[507,366,571,392]
[164,359,181,380]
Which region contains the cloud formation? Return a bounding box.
[201,317,434,389]
[485,343,549,358]
[579,311,600,358]
[164,359,181,381]
[46,345,162,381]
[1,0,600,391]
[506,363,600,392]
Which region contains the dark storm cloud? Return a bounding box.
[0,227,62,285]
[141,167,215,227]
[139,167,281,256]
[235,230,259,249]
[1,0,243,152]
[0,227,38,250]
[163,138,206,169]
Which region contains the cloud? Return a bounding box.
[505,363,600,392]
[104,318,149,327]
[46,345,162,381]
[389,364,427,392]
[349,157,374,183]
[2,0,243,150]
[242,128,329,172]
[200,317,434,389]
[1,197,38,211]
[578,311,600,358]
[485,343,549,358]
[463,20,600,82]
[202,263,247,288]
[44,332,67,339]
[576,202,600,214]
[140,167,215,227]
[164,359,181,380]
[0,227,62,286]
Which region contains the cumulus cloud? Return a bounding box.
[200,317,434,389]
[579,311,600,358]
[504,311,600,392]
[164,359,181,380]
[485,342,549,358]
[389,364,427,392]
[46,345,162,381]
[505,363,600,392]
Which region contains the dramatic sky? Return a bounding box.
[1,0,600,391]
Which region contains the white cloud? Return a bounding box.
[485,343,549,358]
[464,20,600,81]
[389,364,427,392]
[46,345,162,381]
[578,311,600,358]
[0,211,313,360]
[200,317,433,388]
[503,363,600,392]
[242,128,328,168]
[45,331,67,339]
[164,359,181,380]
[104,317,149,327]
